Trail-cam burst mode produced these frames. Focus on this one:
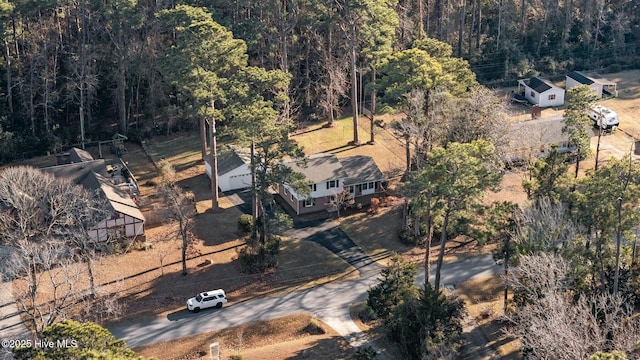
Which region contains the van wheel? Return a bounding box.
[193,307,200,313]
[215,302,223,309]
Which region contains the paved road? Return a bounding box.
[109,217,502,358]
[108,252,500,349]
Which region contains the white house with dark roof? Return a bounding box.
[517,77,565,107]
[204,145,252,192]
[278,153,386,215]
[565,71,618,98]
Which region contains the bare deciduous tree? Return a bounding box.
[0,166,113,334]
[514,197,578,253]
[504,253,640,359]
[6,239,85,335]
[326,189,354,218]
[157,160,196,276]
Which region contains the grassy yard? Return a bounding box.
[291,115,406,181]
[134,313,354,360]
[457,276,521,359]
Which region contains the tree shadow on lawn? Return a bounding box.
[108,258,253,325]
[283,336,355,359]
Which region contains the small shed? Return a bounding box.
[565,71,617,98]
[204,146,252,192]
[517,77,565,107]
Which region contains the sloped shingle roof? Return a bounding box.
[69,147,95,163]
[93,172,144,220]
[339,156,385,186]
[526,77,553,93]
[41,160,108,189]
[204,145,251,176]
[41,161,144,221]
[284,153,348,184]
[567,71,595,85]
[509,116,568,148]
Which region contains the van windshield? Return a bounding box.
[195,294,203,302]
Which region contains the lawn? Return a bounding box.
[456,276,521,359]
[94,132,360,329]
[291,115,406,181]
[133,313,355,360]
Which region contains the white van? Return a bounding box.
[186,289,227,312]
[588,104,619,130]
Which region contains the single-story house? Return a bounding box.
[278,153,386,215]
[41,151,145,241]
[204,145,252,192]
[565,71,618,98]
[506,115,577,164]
[89,172,145,240]
[517,77,565,107]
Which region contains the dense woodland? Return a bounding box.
[0,0,638,161]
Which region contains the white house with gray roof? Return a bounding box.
[517,77,565,107]
[279,153,386,215]
[565,71,618,99]
[204,145,252,192]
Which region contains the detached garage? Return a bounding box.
[517,77,565,107]
[205,146,252,192]
[565,71,618,98]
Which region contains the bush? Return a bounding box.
[369,198,380,213]
[238,214,254,233]
[377,104,395,114]
[398,228,425,246]
[353,346,378,360]
[238,236,281,273]
[358,305,378,323]
[367,254,418,321]
[303,315,326,335]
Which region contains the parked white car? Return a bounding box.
[186,289,227,312]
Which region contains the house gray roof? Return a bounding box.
[69,147,95,163]
[93,172,144,220]
[284,153,348,183]
[339,156,385,186]
[204,145,251,176]
[41,160,109,188]
[41,160,144,221]
[509,116,569,149]
[567,71,595,85]
[525,77,553,93]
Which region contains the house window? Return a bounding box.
[284,187,288,195]
[328,195,335,202]
[309,183,317,192]
[548,94,556,100]
[326,180,337,189]
[304,198,315,207]
[348,186,355,194]
[530,90,535,97]
[290,193,294,202]
[362,182,375,190]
